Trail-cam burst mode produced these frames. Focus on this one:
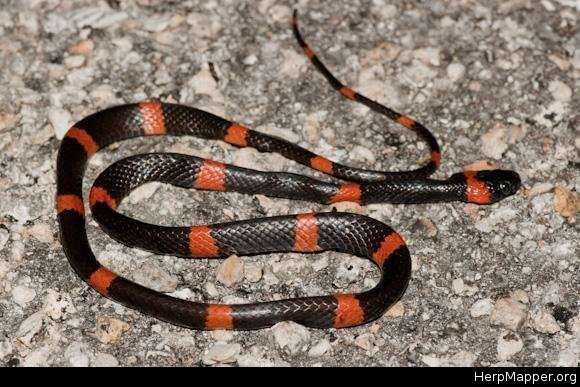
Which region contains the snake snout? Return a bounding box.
[478,169,521,202]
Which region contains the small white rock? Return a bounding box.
[447,62,466,82]
[202,343,241,365]
[548,80,572,103]
[16,311,44,345]
[0,340,13,360]
[490,297,528,331]
[385,302,405,317]
[528,183,553,198]
[271,321,311,355]
[64,55,85,68]
[216,255,244,287]
[244,262,263,283]
[349,145,376,165]
[280,49,307,79]
[65,342,90,367]
[134,262,179,293]
[243,54,258,66]
[470,298,494,318]
[94,317,130,344]
[49,107,72,140]
[452,278,465,295]
[308,339,332,358]
[531,309,560,334]
[497,331,523,360]
[127,182,161,204]
[354,333,375,351]
[92,353,119,367]
[43,290,75,320]
[481,124,508,160]
[28,223,53,244]
[211,330,234,343]
[0,228,9,251]
[12,285,36,307]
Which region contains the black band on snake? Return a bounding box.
[56,11,521,330]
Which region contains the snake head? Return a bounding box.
[451,170,521,204]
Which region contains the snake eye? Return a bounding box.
[500,182,512,195]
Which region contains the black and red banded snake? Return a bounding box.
[56,11,521,330]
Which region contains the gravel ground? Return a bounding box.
[0,0,578,367]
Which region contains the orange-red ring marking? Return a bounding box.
[139,101,167,135]
[334,294,364,328]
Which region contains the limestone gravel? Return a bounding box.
[0,0,578,367]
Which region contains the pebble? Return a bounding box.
[49,107,72,140]
[0,228,9,251]
[28,223,53,244]
[553,187,579,219]
[0,259,9,279]
[447,62,466,82]
[349,145,376,165]
[497,331,524,360]
[142,15,171,32]
[312,256,329,272]
[470,298,494,318]
[333,258,362,287]
[190,66,222,102]
[127,182,161,204]
[68,39,94,55]
[280,49,307,79]
[271,321,311,355]
[405,59,438,83]
[511,290,529,304]
[65,342,90,367]
[244,262,263,283]
[530,309,561,334]
[22,346,50,367]
[548,80,572,102]
[202,343,241,365]
[413,47,441,66]
[236,346,279,367]
[270,258,310,283]
[12,285,36,307]
[304,112,322,143]
[71,6,128,29]
[0,340,13,360]
[92,353,119,367]
[422,351,477,367]
[331,201,364,214]
[16,311,44,346]
[354,333,376,351]
[0,112,17,131]
[64,55,85,68]
[480,123,509,159]
[308,339,332,358]
[216,255,244,287]
[211,330,234,343]
[90,84,117,105]
[475,206,517,233]
[134,262,179,293]
[527,183,553,198]
[464,160,497,171]
[243,54,258,66]
[43,289,75,320]
[490,297,528,331]
[385,301,405,317]
[452,278,465,295]
[94,317,130,344]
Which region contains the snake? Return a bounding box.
[56,11,521,330]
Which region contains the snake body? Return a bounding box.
[56,12,521,330]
